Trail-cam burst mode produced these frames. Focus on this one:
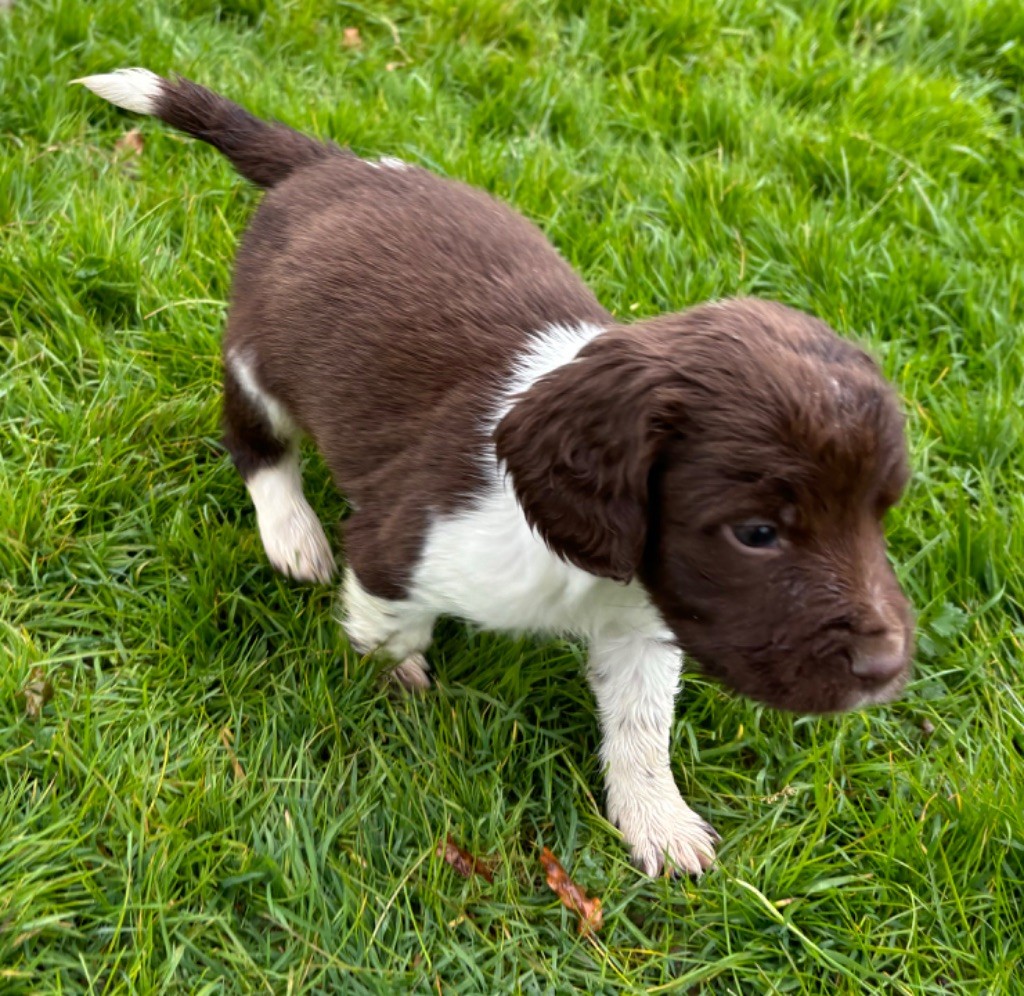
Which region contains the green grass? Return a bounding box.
[2,0,1023,991]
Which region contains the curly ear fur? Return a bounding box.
[494,330,679,582]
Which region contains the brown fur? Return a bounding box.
[148,76,914,712]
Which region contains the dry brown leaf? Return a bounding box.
[21,667,53,720]
[219,726,247,782]
[114,128,144,157]
[342,26,362,48]
[539,847,603,935]
[436,835,494,883]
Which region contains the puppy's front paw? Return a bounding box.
[611,796,719,877]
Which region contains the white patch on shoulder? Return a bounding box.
[493,322,606,426]
[73,68,163,115]
[405,321,665,642]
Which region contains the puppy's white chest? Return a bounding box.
[408,475,663,640]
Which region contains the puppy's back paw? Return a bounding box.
[389,652,432,692]
[261,501,336,583]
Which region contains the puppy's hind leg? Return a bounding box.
[223,350,335,583]
[340,567,437,691]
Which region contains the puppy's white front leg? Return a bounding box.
[587,633,718,876]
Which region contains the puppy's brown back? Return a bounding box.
[226,155,610,506]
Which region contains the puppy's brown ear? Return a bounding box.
[495,331,676,582]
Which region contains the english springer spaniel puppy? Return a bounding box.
[77,69,914,875]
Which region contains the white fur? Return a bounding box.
[73,68,163,115]
[227,350,334,583]
[389,653,432,691]
[338,322,718,873]
[340,567,434,690]
[365,156,409,171]
[399,322,654,641]
[228,349,297,440]
[589,633,717,876]
[404,475,659,637]
[491,321,605,427]
[247,455,335,583]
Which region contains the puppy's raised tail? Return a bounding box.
[74,68,330,188]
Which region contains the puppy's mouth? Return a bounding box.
[685,647,912,716]
[841,667,911,712]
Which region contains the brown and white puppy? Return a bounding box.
[77,70,914,876]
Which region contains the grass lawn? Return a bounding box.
[2,0,1023,991]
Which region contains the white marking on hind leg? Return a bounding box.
[225,351,333,582]
[248,453,335,583]
[389,653,431,692]
[228,349,298,441]
[341,567,435,689]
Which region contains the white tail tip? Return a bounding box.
[73,68,164,115]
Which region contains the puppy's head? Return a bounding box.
[496,298,913,713]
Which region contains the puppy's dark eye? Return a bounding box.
[730,523,779,549]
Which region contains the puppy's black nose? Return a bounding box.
[850,630,906,684]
